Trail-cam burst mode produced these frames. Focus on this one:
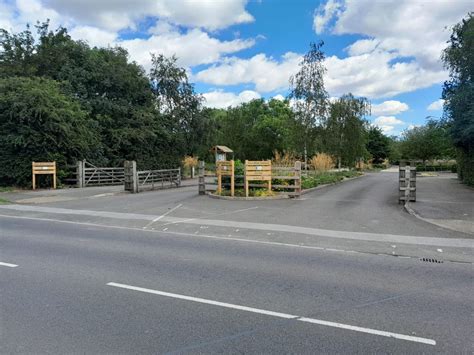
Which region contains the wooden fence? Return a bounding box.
[199,161,302,197]
[71,160,125,187]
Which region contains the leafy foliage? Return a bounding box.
[289,41,329,158]
[323,94,370,168]
[442,13,474,185]
[0,77,100,186]
[399,119,455,162]
[366,126,392,163]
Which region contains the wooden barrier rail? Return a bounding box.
[199,161,302,198]
[32,161,56,190]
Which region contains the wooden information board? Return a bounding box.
[244,160,271,197]
[216,160,234,196]
[32,161,57,190]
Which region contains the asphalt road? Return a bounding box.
[1,172,473,353]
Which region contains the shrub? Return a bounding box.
[273,150,298,166]
[310,153,335,171]
[182,156,198,168]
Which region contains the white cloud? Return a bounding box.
[313,0,342,34]
[196,49,446,98]
[195,52,301,93]
[324,50,446,98]
[371,100,409,116]
[373,115,405,134]
[1,0,256,74]
[69,26,117,47]
[427,99,444,111]
[374,116,404,126]
[315,0,471,71]
[202,90,261,108]
[42,0,253,31]
[121,29,255,70]
[273,94,285,101]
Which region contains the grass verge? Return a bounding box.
[302,170,363,189]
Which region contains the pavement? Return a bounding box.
[406,172,474,235]
[1,171,473,353]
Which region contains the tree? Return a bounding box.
[288,41,329,165]
[0,23,187,171]
[149,54,204,157]
[209,99,296,160]
[0,77,100,186]
[366,126,391,164]
[323,94,370,168]
[399,119,454,162]
[442,13,474,185]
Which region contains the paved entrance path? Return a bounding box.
[406,173,473,235]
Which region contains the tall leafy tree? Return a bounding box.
[288,41,329,165]
[149,54,204,157]
[324,94,370,168]
[399,119,454,162]
[366,126,392,164]
[442,13,474,185]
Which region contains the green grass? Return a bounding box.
[0,186,14,192]
[302,171,362,189]
[0,197,11,204]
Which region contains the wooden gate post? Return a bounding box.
[294,160,302,197]
[198,161,205,195]
[76,161,84,188]
[124,160,138,193]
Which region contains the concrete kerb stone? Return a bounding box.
[207,173,366,200]
[208,192,290,201]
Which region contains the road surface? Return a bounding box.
[1,172,473,353]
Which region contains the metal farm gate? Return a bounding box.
[77,161,125,187]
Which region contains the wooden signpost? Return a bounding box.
[244,160,271,197]
[217,160,235,196]
[32,161,57,190]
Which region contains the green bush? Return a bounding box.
[0,77,100,187]
[456,148,474,186]
[415,164,456,172]
[301,171,361,189]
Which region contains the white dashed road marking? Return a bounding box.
[0,262,18,268]
[107,282,436,346]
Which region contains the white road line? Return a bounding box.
[107,282,296,319]
[0,262,18,268]
[297,318,435,345]
[161,206,259,227]
[107,282,436,346]
[143,204,182,229]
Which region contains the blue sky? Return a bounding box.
[1,0,472,135]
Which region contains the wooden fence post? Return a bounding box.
[124,160,138,193]
[198,161,205,195]
[294,160,302,197]
[76,161,84,188]
[191,166,195,179]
